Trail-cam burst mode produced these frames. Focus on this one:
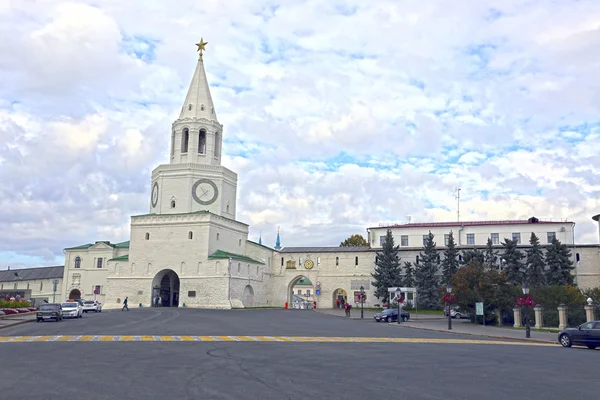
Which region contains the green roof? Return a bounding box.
[64,243,94,250]
[108,254,129,262]
[294,277,313,286]
[65,240,130,251]
[247,240,275,251]
[115,241,130,248]
[209,250,265,265]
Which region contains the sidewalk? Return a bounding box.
[0,314,36,330]
[398,318,558,343]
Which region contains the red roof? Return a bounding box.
[371,219,573,230]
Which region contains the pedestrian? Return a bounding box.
[336,298,340,308]
[344,302,349,317]
[347,303,352,317]
[122,296,129,311]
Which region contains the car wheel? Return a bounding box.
[454,313,461,319]
[402,316,408,322]
[587,346,596,349]
[559,334,572,347]
[385,316,390,323]
[36,318,41,323]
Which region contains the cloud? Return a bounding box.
[1,0,600,267]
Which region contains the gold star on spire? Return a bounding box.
[195,38,208,60]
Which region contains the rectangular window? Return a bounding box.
[188,291,196,297]
[94,285,101,295]
[40,282,43,291]
[380,236,387,246]
[317,256,321,265]
[444,234,450,246]
[401,235,408,247]
[355,256,358,266]
[281,257,284,267]
[423,235,429,246]
[27,283,30,290]
[547,232,556,243]
[512,233,521,244]
[297,290,302,295]
[336,257,339,266]
[14,283,17,289]
[491,233,499,245]
[306,290,311,296]
[467,233,475,245]
[97,258,103,268]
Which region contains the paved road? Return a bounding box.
[1,309,597,400]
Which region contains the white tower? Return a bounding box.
[149,38,237,219]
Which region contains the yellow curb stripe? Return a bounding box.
[160,336,175,341]
[179,336,196,341]
[99,336,114,341]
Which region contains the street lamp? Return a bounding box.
[360,285,365,319]
[522,282,530,338]
[395,287,402,324]
[446,283,453,330]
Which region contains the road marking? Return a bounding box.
[0,335,557,347]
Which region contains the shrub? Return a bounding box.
[0,300,31,309]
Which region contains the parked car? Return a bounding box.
[559,321,600,349]
[61,302,83,318]
[83,300,102,313]
[374,308,410,323]
[37,303,63,322]
[443,308,471,319]
[67,299,85,306]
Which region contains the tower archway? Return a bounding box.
[332,288,348,308]
[69,289,81,300]
[287,276,314,309]
[151,269,180,307]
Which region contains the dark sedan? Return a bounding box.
[374,309,410,323]
[558,321,600,349]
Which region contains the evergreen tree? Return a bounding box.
[545,237,575,285]
[484,238,499,270]
[525,232,546,287]
[371,229,402,304]
[441,231,459,284]
[403,261,415,287]
[415,231,440,309]
[461,247,485,267]
[500,238,525,284]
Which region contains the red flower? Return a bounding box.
[442,293,456,303]
[516,296,536,307]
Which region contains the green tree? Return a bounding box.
[441,231,459,284]
[545,237,575,285]
[484,238,499,270]
[525,232,546,287]
[500,238,525,284]
[461,247,485,267]
[340,234,369,247]
[403,261,415,287]
[371,229,402,304]
[415,231,440,309]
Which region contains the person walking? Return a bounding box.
[344,302,350,317]
[122,296,129,311]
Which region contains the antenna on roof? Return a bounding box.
[406,215,411,224]
[455,187,461,222]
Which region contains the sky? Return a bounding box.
[1,0,600,268]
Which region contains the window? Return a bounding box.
[188,103,193,111]
[306,290,311,296]
[297,290,302,295]
[415,255,419,264]
[458,255,463,262]
[94,285,101,295]
[581,322,594,330]
[237,263,241,273]
[317,256,321,265]
[547,232,556,243]
[97,258,103,268]
[256,266,259,275]
[444,234,450,246]
[576,253,580,262]
[423,235,429,246]
[74,256,81,268]
[299,257,302,265]
[491,233,499,245]
[336,257,339,266]
[27,283,30,290]
[281,257,284,266]
[217,233,220,240]
[188,231,193,239]
[239,239,242,246]
[380,236,387,246]
[467,234,475,245]
[171,200,176,208]
[375,256,378,264]
[0,284,2,290]
[355,256,358,266]
[188,291,196,297]
[226,204,230,213]
[40,282,43,291]
[214,132,220,157]
[198,130,206,154]
[401,235,408,247]
[145,233,150,240]
[181,128,189,152]
[512,233,521,244]
[14,283,17,289]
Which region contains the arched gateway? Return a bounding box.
[151,269,180,307]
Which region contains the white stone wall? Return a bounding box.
[62,243,116,304]
[574,245,600,289]
[1,278,63,302]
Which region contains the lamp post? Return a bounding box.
[359,285,365,319]
[395,287,401,324]
[522,282,531,338]
[446,283,453,330]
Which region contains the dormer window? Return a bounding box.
[200,104,205,111]
[188,104,193,111]
[171,200,176,208]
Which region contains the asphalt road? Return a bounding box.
[1,308,597,400]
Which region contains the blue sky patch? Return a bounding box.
[120,35,159,62]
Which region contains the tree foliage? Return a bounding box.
[340,234,369,247]
[415,231,440,309]
[461,247,485,267]
[545,238,574,285]
[484,238,499,270]
[371,229,402,303]
[500,238,525,284]
[525,232,546,287]
[441,231,459,284]
[403,261,415,287]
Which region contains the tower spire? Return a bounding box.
[275,226,281,250]
[179,38,218,122]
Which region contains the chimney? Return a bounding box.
[7,265,10,270]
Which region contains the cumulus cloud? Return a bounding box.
[1,0,600,267]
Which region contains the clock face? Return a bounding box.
[192,178,219,205]
[304,259,314,270]
[151,182,159,208]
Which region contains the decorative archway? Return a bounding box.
[332,288,348,308]
[151,269,180,307]
[69,289,81,300]
[287,276,314,308]
[242,285,254,307]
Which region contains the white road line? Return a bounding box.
[68,335,82,342]
[210,336,221,341]
[173,336,182,341]
[228,336,241,341]
[26,336,41,342]
[112,336,122,341]
[47,336,62,342]
[265,336,283,342]
[133,336,141,341]
[91,335,101,342]
[152,336,162,341]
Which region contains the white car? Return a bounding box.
[83,300,102,313]
[61,302,83,318]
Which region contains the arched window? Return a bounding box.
[145,233,150,240]
[181,128,189,153]
[281,257,284,266]
[336,257,339,266]
[189,231,193,240]
[214,131,220,157]
[355,256,358,266]
[74,256,81,269]
[226,204,230,213]
[239,239,242,246]
[217,233,220,240]
[237,263,241,273]
[171,200,176,208]
[576,253,580,262]
[416,255,420,264]
[198,130,206,154]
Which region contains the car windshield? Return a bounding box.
[40,305,59,311]
[84,301,95,304]
[62,303,77,308]
[382,309,395,314]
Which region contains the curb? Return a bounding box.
[391,323,558,344]
[0,318,34,330]
[0,311,37,320]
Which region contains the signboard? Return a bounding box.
[476,302,484,316]
[350,280,370,290]
[53,279,59,292]
[315,289,320,295]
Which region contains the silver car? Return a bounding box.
[83,300,102,313]
[61,302,83,318]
